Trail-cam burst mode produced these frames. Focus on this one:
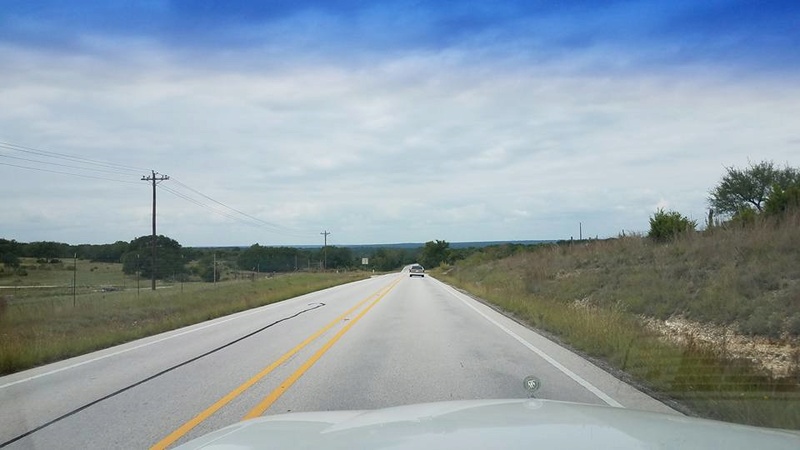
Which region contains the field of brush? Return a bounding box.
[438,213,800,429]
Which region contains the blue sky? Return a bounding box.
[1,1,799,246]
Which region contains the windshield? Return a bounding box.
[1,1,799,449]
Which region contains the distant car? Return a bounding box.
[409,264,425,277]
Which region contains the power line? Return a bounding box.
[0,141,147,174]
[166,177,318,238]
[0,139,147,184]
[2,139,320,240]
[0,153,139,177]
[159,184,261,225]
[159,183,316,238]
[170,178,310,233]
[0,161,140,184]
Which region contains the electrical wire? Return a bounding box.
[170,178,315,234]
[158,184,258,226]
[0,141,147,174]
[1,139,319,239]
[0,153,139,177]
[159,183,318,238]
[0,161,141,184]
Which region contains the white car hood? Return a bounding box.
[174,398,800,449]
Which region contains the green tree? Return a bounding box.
[323,246,355,270]
[237,244,303,272]
[648,209,697,242]
[0,239,22,269]
[369,248,417,271]
[194,253,222,282]
[121,235,187,280]
[25,241,71,259]
[81,241,130,263]
[1,252,20,269]
[420,240,451,268]
[709,161,800,216]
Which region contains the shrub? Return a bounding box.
[648,209,697,242]
[730,207,759,227]
[765,183,800,216]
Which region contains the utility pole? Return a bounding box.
[72,253,77,307]
[141,170,169,291]
[320,230,330,270]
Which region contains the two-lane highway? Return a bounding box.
[0,272,676,449]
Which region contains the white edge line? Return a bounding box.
[0,289,333,390]
[437,279,624,408]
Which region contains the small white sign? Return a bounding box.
[361,257,369,265]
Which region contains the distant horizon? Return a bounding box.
[2,236,559,250]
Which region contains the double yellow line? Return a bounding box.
[151,276,401,450]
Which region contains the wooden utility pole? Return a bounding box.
[72,253,77,307]
[320,230,330,270]
[142,170,169,290]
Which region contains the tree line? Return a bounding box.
[0,235,470,281]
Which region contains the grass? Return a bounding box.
[437,212,800,430]
[0,269,367,375]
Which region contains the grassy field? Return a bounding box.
[438,213,800,430]
[0,257,135,293]
[0,262,367,375]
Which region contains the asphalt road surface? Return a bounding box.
[0,272,677,449]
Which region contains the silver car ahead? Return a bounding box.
[409,264,425,277]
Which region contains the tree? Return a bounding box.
[369,248,416,271]
[121,235,187,280]
[648,209,697,242]
[0,239,21,269]
[237,244,303,272]
[1,252,20,269]
[195,253,222,282]
[420,240,451,268]
[81,241,130,263]
[323,246,355,270]
[25,241,71,259]
[709,161,800,216]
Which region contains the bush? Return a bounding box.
[765,183,800,216]
[648,209,697,242]
[730,207,759,227]
[1,253,20,269]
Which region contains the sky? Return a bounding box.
[1,1,799,247]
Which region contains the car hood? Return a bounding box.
[174,398,800,449]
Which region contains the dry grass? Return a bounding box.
[439,212,800,429]
[0,272,367,375]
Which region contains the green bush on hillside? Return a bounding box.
[648,209,697,242]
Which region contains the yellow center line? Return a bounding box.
[150,277,400,450]
[242,276,402,420]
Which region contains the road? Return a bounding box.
[0,272,676,449]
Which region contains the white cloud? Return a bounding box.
[1,40,799,246]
